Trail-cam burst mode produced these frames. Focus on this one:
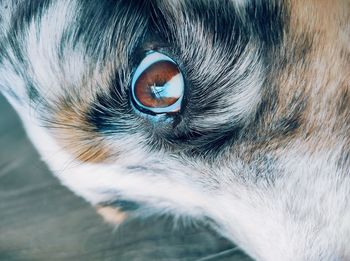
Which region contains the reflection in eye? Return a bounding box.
[131,51,185,115]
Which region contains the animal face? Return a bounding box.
[1,0,349,260]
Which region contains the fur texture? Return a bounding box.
[1,0,350,260]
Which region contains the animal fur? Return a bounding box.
[0,0,349,260]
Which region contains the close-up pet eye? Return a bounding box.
[1,1,350,261]
[131,51,185,115]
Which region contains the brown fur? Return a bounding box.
[96,206,128,225]
[41,1,350,169]
[51,101,112,163]
[233,0,350,168]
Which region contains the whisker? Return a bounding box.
[195,246,241,261]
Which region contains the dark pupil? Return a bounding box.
[135,61,181,108]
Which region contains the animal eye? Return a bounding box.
[131,51,185,115]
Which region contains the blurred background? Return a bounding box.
[0,94,252,261]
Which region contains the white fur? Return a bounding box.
[1,1,350,260]
[26,1,86,98]
[13,102,350,260]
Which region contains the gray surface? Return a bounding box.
[0,94,251,261]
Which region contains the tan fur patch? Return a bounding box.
[240,0,350,162]
[50,100,112,163]
[274,0,350,151]
[96,206,128,225]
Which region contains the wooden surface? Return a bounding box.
[0,94,251,261]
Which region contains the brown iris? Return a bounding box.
[131,51,185,115]
[134,61,181,109]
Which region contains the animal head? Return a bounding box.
[1,0,349,260]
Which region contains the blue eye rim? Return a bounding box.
[130,50,186,116]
